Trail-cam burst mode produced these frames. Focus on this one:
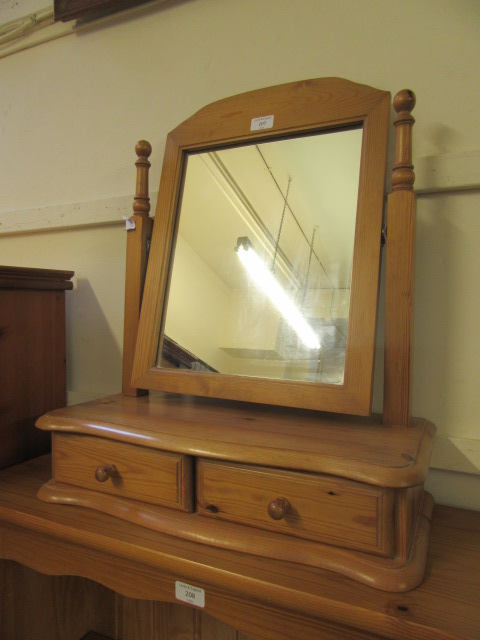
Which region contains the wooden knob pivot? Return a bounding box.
[95,464,117,482]
[267,497,291,520]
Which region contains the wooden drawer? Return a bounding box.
[197,459,394,556]
[53,433,193,512]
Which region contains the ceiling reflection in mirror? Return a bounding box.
[156,127,363,384]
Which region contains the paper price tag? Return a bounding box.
[251,115,274,131]
[175,581,205,608]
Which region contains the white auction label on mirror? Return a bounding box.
[175,581,205,608]
[250,115,274,131]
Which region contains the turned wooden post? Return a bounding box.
[122,140,154,396]
[383,90,416,426]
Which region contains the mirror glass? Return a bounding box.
[157,127,363,385]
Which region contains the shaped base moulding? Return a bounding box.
[37,479,434,593]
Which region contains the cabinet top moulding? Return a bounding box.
[0,265,74,291]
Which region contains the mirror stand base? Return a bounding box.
[36,392,435,593]
[38,476,433,592]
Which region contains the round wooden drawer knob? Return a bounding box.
[95,464,117,482]
[267,497,291,520]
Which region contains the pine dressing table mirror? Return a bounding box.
[37,78,435,593]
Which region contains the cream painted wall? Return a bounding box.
[0,225,126,404]
[1,0,480,509]
[165,233,233,372]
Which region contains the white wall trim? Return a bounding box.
[0,5,53,45]
[67,390,105,406]
[0,0,171,59]
[1,149,478,236]
[415,149,480,194]
[0,192,158,235]
[431,435,480,476]
[0,3,73,59]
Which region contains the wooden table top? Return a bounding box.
[0,456,478,640]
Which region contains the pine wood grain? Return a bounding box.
[122,141,153,397]
[36,392,434,590]
[0,561,115,640]
[36,474,432,591]
[383,91,417,427]
[196,458,394,555]
[52,432,193,511]
[0,457,478,640]
[36,392,435,488]
[115,595,157,640]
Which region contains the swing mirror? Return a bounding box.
[132,78,391,415]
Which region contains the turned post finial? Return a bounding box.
[133,140,152,216]
[391,89,416,191]
[123,139,153,396]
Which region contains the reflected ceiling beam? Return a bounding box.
[254,145,333,290]
[200,152,302,290]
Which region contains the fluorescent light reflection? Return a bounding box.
[235,240,321,350]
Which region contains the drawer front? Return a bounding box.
[53,433,193,512]
[197,459,394,556]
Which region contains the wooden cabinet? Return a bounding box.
[36,392,435,592]
[0,266,73,470]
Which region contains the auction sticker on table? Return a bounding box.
[175,581,206,608]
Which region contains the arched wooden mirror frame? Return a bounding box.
[132,78,391,415]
